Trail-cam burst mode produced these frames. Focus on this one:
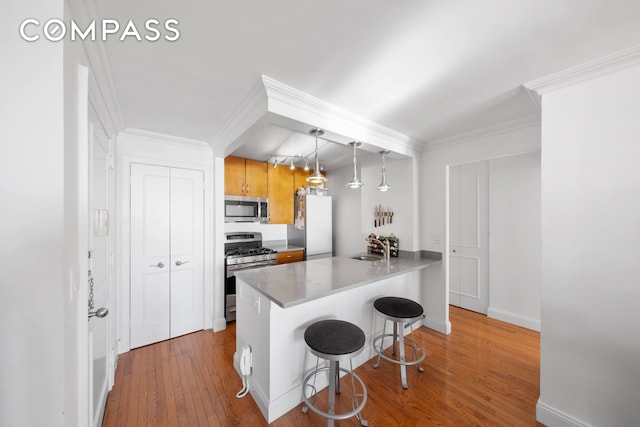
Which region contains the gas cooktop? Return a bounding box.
[225,247,277,257]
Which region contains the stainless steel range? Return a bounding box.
[224,232,277,322]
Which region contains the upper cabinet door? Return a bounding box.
[224,156,247,196]
[245,159,268,197]
[268,166,294,224]
[224,156,268,197]
[294,167,310,191]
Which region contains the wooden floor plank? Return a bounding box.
[103,306,544,426]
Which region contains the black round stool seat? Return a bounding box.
[304,319,366,358]
[374,296,424,320]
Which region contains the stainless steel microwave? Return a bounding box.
[224,195,268,223]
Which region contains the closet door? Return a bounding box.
[448,161,489,314]
[169,168,204,337]
[130,164,171,348]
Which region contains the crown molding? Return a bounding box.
[210,79,267,155]
[262,76,422,157]
[424,114,540,151]
[120,128,211,150]
[66,0,126,136]
[211,75,422,158]
[524,44,640,95]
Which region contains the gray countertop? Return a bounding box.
[235,254,441,308]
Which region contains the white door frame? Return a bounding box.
[75,63,91,427]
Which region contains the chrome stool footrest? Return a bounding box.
[372,333,426,367]
[302,364,367,425]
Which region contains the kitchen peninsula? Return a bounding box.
[234,254,440,423]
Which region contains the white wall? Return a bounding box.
[536,62,640,427]
[224,223,288,242]
[488,153,541,331]
[116,130,216,352]
[419,124,541,334]
[0,2,64,426]
[360,157,417,251]
[329,164,363,256]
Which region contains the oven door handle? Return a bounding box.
[227,261,277,274]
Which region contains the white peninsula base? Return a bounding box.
[234,268,426,423]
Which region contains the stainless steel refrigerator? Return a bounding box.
[287,194,333,260]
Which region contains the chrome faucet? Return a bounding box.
[366,236,391,261]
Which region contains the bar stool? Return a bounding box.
[372,296,426,389]
[302,319,368,426]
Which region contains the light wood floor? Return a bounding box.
[103,306,543,426]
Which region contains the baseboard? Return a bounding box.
[487,307,540,332]
[213,316,227,332]
[537,399,592,427]
[423,315,451,334]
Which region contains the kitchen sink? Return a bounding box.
[350,254,383,261]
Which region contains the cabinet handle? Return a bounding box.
[175,260,189,266]
[149,262,164,268]
[246,183,249,192]
[241,183,245,193]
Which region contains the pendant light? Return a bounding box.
[303,159,309,171]
[306,129,328,184]
[346,141,364,188]
[377,150,391,192]
[289,158,295,170]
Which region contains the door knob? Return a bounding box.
[150,262,164,268]
[175,260,189,266]
[89,307,109,319]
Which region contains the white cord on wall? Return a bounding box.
[236,345,252,398]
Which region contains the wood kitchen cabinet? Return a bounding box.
[268,166,294,224]
[277,250,304,264]
[294,167,310,191]
[224,156,268,197]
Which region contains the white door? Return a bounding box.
[130,164,204,348]
[87,116,113,427]
[169,168,204,337]
[131,164,171,348]
[448,161,489,314]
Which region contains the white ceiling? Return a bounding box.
[96,0,640,168]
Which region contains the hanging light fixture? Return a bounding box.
[273,157,279,168]
[346,141,364,188]
[303,158,309,171]
[377,150,391,192]
[306,129,327,184]
[289,158,295,170]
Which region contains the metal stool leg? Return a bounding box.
[373,319,386,369]
[392,321,398,356]
[399,322,408,388]
[328,361,337,427]
[409,321,425,373]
